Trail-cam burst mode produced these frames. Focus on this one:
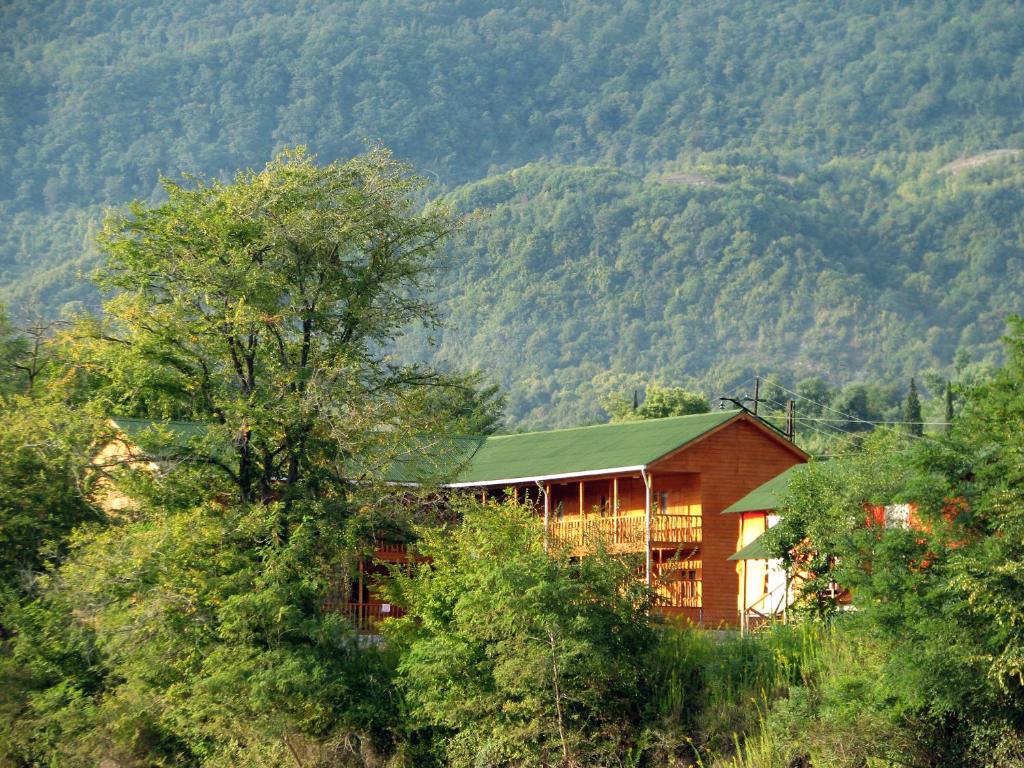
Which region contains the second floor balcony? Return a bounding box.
[548,511,702,554]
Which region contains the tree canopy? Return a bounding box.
[91,147,463,501]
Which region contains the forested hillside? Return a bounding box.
[2,0,1024,425]
[399,154,1024,426]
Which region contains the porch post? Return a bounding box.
[642,469,652,588]
[612,476,619,544]
[542,481,551,552]
[741,559,748,636]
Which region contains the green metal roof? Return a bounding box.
[729,532,772,561]
[445,410,738,486]
[111,411,752,486]
[110,416,210,447]
[722,465,803,514]
[382,436,485,484]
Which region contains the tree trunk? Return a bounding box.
[548,630,573,767]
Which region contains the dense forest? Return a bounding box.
[402,156,1024,426]
[2,0,1023,426]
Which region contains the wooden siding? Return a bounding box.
[650,417,805,626]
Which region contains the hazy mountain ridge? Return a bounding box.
[2,0,1023,425]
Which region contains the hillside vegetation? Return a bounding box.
[402,155,1024,426]
[2,0,1024,425]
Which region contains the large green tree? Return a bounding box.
[0,149,481,767]
[761,317,1024,767]
[93,146,461,503]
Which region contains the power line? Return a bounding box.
[761,377,905,429]
[758,376,938,442]
[759,376,875,428]
[793,416,951,426]
[764,403,948,429]
[756,396,852,440]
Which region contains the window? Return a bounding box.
[883,503,911,528]
[659,491,669,514]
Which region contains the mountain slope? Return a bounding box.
[399,156,1023,427]
[2,0,1024,426]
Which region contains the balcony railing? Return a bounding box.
[548,513,701,553]
[657,578,702,609]
[372,541,412,561]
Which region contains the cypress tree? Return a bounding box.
[905,378,923,437]
[945,381,954,432]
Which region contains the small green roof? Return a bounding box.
[110,416,210,447]
[729,532,772,561]
[447,410,738,486]
[722,465,803,514]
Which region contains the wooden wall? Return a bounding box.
[652,417,805,626]
[739,512,769,614]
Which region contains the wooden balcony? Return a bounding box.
[373,541,412,562]
[657,578,702,609]
[548,513,701,554]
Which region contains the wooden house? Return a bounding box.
[427,410,808,627]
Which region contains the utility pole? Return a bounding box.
[753,376,761,416]
[785,399,795,442]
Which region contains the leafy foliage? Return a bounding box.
[88,147,464,500]
[603,383,710,423]
[752,317,1024,767]
[0,399,101,607]
[388,497,653,767]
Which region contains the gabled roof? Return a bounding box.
[444,410,742,486]
[729,532,772,561]
[723,464,802,514]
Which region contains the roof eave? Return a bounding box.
[444,464,649,488]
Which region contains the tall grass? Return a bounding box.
[645,621,830,765]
